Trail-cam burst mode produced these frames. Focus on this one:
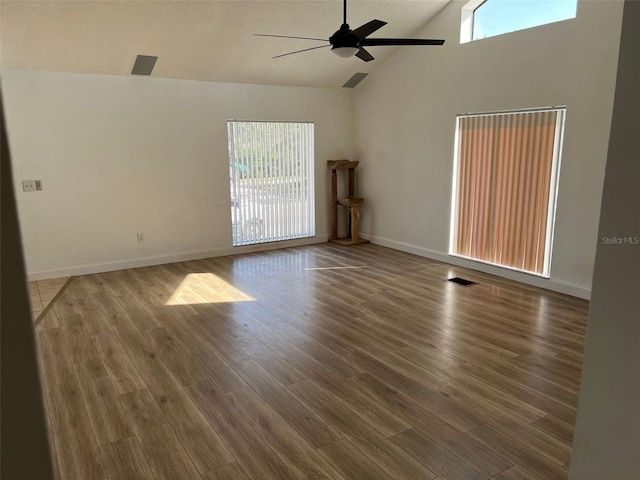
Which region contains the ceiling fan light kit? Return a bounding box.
[256,0,444,62]
[332,46,359,58]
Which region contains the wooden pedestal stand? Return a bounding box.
[327,160,369,246]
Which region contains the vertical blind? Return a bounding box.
[227,121,315,246]
[451,109,564,275]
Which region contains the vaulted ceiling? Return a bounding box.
[0,0,451,88]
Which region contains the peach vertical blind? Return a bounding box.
[452,109,563,275]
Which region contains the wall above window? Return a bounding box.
[461,0,578,43]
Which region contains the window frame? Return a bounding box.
[460,0,486,44]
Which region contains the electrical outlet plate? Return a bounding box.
[137,233,144,243]
[22,180,37,192]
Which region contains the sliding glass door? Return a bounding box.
[450,108,565,276]
[227,121,315,246]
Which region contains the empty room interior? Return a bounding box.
[1,1,638,479]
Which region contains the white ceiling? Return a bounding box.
[0,0,450,88]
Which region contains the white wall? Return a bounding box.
[570,1,640,477]
[352,0,624,298]
[1,70,354,279]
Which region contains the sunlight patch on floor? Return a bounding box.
[166,273,255,305]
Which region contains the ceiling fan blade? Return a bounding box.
[351,19,387,40]
[356,48,375,62]
[360,38,445,46]
[255,34,328,42]
[272,44,332,59]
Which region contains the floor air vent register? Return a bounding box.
[448,277,477,286]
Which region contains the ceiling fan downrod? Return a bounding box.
[343,0,347,26]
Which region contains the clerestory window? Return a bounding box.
[461,0,578,43]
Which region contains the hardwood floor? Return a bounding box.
[35,243,588,480]
[29,277,70,322]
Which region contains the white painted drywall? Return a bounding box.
[569,1,640,477]
[1,70,354,279]
[352,0,625,297]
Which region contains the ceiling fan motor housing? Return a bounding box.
[330,24,361,48]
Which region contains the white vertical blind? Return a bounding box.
[227,121,315,246]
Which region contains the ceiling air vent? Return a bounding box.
[131,55,158,76]
[342,72,368,88]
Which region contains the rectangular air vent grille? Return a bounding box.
[448,277,477,286]
[342,73,368,88]
[132,55,158,76]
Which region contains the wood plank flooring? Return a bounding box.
[29,277,70,324]
[35,243,588,480]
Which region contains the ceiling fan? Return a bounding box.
[255,0,445,62]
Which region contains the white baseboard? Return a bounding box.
[27,235,329,281]
[28,232,592,300]
[360,233,591,299]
